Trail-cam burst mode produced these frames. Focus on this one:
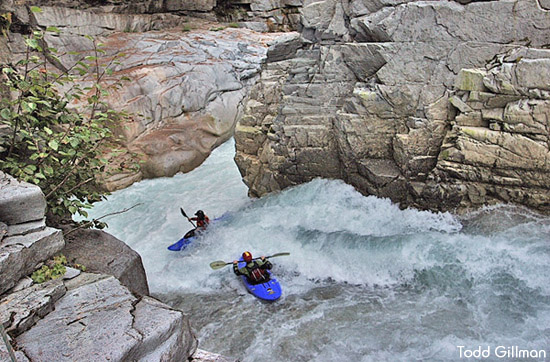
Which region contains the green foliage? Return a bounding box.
[0,25,133,220]
[209,26,225,32]
[228,23,239,28]
[30,254,87,283]
[31,254,67,283]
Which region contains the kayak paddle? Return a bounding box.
[180,207,196,228]
[209,252,290,270]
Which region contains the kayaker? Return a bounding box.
[183,210,210,239]
[190,210,210,229]
[233,251,272,284]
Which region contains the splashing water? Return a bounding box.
[84,139,550,361]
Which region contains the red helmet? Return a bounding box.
[242,251,253,262]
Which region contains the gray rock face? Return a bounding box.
[235,0,550,214]
[0,173,200,360]
[0,227,65,295]
[0,278,66,336]
[15,274,196,361]
[63,229,150,297]
[7,0,302,31]
[0,172,46,225]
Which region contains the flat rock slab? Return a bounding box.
[0,171,46,225]
[16,274,195,361]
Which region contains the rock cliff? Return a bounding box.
[1,0,297,190]
[0,171,228,361]
[234,0,550,214]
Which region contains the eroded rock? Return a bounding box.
[235,0,550,214]
[16,275,196,361]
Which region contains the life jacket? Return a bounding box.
[249,264,268,283]
[197,216,209,228]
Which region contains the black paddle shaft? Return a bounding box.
[181,208,196,228]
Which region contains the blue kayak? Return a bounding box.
[167,234,196,251]
[168,214,227,251]
[237,257,282,301]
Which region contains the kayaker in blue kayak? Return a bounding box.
[233,251,272,284]
[190,210,210,229]
[183,210,210,238]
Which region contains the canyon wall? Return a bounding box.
[0,171,198,361]
[1,0,300,190]
[235,0,550,214]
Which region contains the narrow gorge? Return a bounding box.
[1,0,550,361]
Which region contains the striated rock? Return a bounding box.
[0,171,207,360]
[165,0,216,12]
[53,21,280,190]
[63,229,149,297]
[0,278,66,336]
[2,1,289,191]
[0,227,65,295]
[15,274,196,361]
[31,6,183,36]
[0,171,46,225]
[235,0,550,214]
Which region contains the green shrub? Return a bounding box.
[31,254,87,283]
[0,13,133,221]
[31,254,67,283]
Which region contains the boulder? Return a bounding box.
[63,229,149,297]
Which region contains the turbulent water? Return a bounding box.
[84,139,550,361]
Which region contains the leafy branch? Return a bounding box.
[0,13,136,223]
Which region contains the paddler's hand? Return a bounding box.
[260,256,266,261]
[233,260,238,264]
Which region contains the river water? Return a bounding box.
[84,139,550,361]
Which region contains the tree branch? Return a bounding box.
[64,202,143,236]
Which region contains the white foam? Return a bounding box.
[83,138,550,361]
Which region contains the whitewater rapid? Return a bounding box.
[84,139,550,361]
